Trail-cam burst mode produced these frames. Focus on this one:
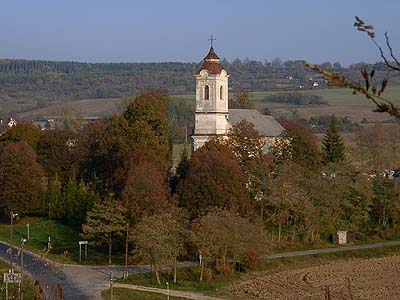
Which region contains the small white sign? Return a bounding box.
[3,272,21,284]
[79,241,88,245]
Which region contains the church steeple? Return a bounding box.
[192,43,230,151]
[195,47,226,75]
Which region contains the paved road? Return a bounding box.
[266,240,400,259]
[0,240,194,300]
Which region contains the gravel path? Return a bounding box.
[113,283,222,300]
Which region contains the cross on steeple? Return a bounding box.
[208,34,216,48]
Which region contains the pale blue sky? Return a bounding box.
[1,0,399,65]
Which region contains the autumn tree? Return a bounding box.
[121,149,170,222]
[0,123,41,150]
[322,115,346,164]
[0,142,45,215]
[226,121,272,192]
[132,211,187,285]
[266,161,311,242]
[178,140,249,218]
[278,119,322,168]
[229,91,254,109]
[371,177,400,228]
[191,209,270,278]
[82,198,127,264]
[37,129,82,181]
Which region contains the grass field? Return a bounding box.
[0,217,126,265]
[102,288,188,300]
[15,86,400,124]
[119,266,240,295]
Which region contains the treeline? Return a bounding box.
[1,57,399,116]
[263,92,327,105]
[0,92,399,280]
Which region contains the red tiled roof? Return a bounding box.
[204,47,220,60]
[195,47,227,75]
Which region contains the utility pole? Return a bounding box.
[10,212,18,268]
[124,223,129,279]
[109,272,113,300]
[48,201,52,238]
[20,238,27,300]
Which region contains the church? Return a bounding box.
[192,46,285,151]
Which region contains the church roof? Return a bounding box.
[228,109,285,137]
[204,47,220,60]
[195,47,226,75]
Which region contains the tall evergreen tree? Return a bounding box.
[322,115,345,164]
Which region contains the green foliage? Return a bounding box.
[132,212,188,285]
[82,198,127,264]
[229,91,254,109]
[371,177,400,228]
[322,115,346,164]
[192,209,270,272]
[263,92,327,105]
[176,147,189,180]
[0,123,41,150]
[279,119,322,168]
[309,114,360,133]
[102,288,188,300]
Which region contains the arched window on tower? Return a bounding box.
[220,86,223,100]
[204,85,209,100]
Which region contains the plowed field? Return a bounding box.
[228,256,400,300]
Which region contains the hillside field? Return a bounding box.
[14,87,400,124]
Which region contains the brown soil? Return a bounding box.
[227,256,400,300]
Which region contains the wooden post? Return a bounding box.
[124,223,129,279]
[109,273,113,300]
[325,285,331,300]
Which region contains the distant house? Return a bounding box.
[7,118,17,128]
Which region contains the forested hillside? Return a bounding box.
[0,58,398,118]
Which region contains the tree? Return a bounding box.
[171,146,190,194]
[191,209,270,279]
[322,115,346,164]
[178,140,249,218]
[226,121,273,206]
[82,199,127,264]
[0,123,41,150]
[371,177,400,228]
[278,119,322,168]
[0,142,45,215]
[229,91,254,109]
[266,161,311,242]
[123,90,171,163]
[121,151,170,222]
[37,129,82,181]
[132,211,187,285]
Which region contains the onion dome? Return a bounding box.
[195,47,226,75]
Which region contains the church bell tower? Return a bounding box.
[192,45,229,150]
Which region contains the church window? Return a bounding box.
[204,85,209,100]
[220,86,223,100]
